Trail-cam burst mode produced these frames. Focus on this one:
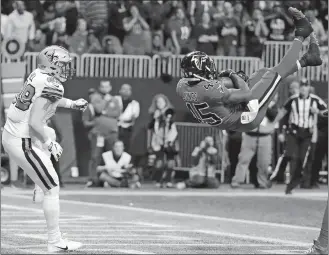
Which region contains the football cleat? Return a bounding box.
[300,33,323,67]
[288,7,313,39]
[48,238,83,253]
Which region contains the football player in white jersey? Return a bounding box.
[2,45,88,252]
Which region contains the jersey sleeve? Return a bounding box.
[40,76,64,102]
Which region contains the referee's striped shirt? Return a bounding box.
[284,93,327,129]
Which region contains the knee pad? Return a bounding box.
[44,185,59,198]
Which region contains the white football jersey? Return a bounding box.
[4,68,64,138]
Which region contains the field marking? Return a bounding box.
[113,249,155,254]
[261,249,305,254]
[194,230,310,247]
[3,194,319,232]
[2,204,43,213]
[3,189,327,200]
[16,233,192,241]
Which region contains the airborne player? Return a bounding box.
[177,8,323,132]
[2,45,87,252]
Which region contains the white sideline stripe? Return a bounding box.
[4,189,328,199]
[2,204,43,213]
[4,194,320,231]
[135,221,175,228]
[16,234,192,241]
[4,229,187,232]
[194,230,310,246]
[113,249,155,254]
[261,249,305,254]
[4,225,176,229]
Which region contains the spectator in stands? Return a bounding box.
[141,0,173,33]
[213,0,225,20]
[265,3,294,41]
[305,9,327,45]
[148,94,178,188]
[85,81,121,188]
[97,140,141,188]
[79,1,109,41]
[188,0,216,26]
[23,0,44,28]
[217,1,240,56]
[86,30,103,54]
[191,12,218,55]
[63,1,79,37]
[176,136,220,189]
[108,0,128,44]
[115,84,140,153]
[318,0,328,31]
[29,29,46,52]
[244,8,269,58]
[42,0,56,23]
[166,7,192,55]
[69,18,88,55]
[150,33,172,57]
[231,95,278,189]
[5,0,35,50]
[51,19,69,49]
[103,35,123,54]
[233,1,250,56]
[122,4,151,55]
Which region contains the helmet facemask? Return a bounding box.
[54,60,76,82]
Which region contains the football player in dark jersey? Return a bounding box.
[177,7,323,132]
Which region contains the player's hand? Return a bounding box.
[218,69,236,78]
[278,133,285,143]
[237,70,249,82]
[44,139,63,161]
[72,98,88,112]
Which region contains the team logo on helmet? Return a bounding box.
[191,55,207,70]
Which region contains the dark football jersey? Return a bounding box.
[176,78,245,130]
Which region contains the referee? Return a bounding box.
[273,78,327,194]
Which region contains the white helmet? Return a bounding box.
[37,45,75,82]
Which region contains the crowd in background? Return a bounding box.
[1,0,328,57]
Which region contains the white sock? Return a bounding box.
[43,193,61,243]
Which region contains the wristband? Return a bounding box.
[247,99,259,113]
[44,138,52,148]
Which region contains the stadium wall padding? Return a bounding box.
[62,78,328,177]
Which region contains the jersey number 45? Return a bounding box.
[186,102,222,126]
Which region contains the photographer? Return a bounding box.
[177,136,219,189]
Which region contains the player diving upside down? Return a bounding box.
[2,45,88,252]
[177,7,323,132]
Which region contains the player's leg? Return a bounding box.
[306,201,328,254]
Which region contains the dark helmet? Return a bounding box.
[180,51,217,80]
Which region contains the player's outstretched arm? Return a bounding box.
[57,97,88,111]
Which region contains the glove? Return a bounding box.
[71,98,88,111]
[218,69,236,78]
[237,70,249,82]
[44,139,63,161]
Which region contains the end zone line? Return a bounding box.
[4,194,319,232]
[113,249,155,254]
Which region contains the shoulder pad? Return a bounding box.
[41,77,64,102]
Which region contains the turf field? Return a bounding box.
[1,184,327,254]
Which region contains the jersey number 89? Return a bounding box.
[186,102,222,126]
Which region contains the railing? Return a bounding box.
[152,55,262,77]
[174,122,226,183]
[80,54,152,78]
[2,41,327,81]
[264,41,328,81]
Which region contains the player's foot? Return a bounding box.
[288,7,313,39]
[48,238,83,253]
[230,181,241,189]
[300,33,323,67]
[285,187,292,195]
[305,240,328,254]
